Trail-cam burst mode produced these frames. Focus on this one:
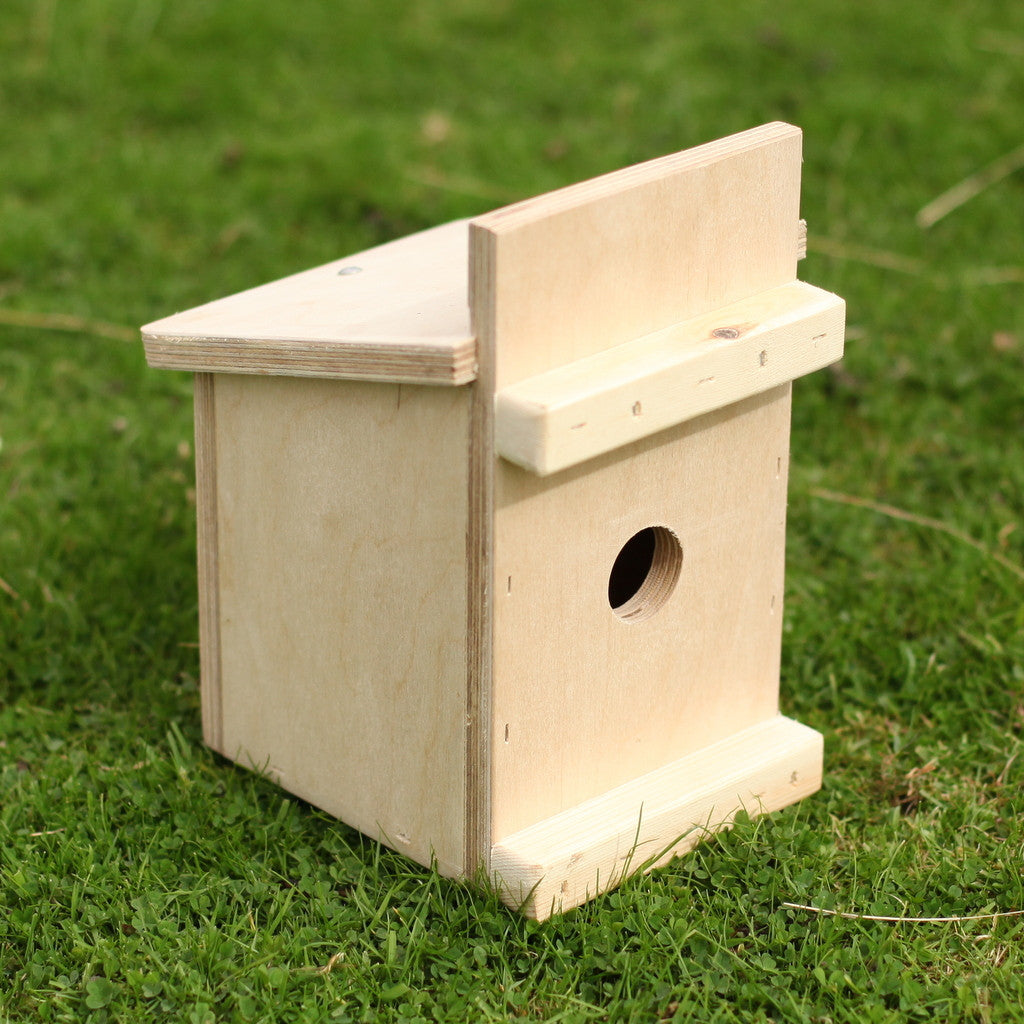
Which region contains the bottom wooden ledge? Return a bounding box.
[490,715,822,920]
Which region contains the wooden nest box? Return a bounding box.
[143,123,845,918]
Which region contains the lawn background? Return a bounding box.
[2,1,1024,1021]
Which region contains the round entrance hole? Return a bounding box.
[607,526,682,623]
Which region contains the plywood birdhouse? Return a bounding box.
[142,122,845,919]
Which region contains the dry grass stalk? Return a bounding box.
[811,487,1024,584]
[0,308,137,342]
[783,902,1024,924]
[917,142,1024,229]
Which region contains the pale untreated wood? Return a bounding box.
[474,124,818,854]
[471,122,803,390]
[464,371,493,874]
[489,386,794,842]
[193,373,223,750]
[144,201,806,391]
[492,716,823,919]
[211,374,472,876]
[465,226,498,873]
[145,123,839,916]
[143,220,475,385]
[496,281,845,474]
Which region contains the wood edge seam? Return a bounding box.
[194,373,223,751]
[143,336,478,386]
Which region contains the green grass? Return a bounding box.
[2,0,1024,1020]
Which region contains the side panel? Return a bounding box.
[206,374,471,875]
[491,385,792,841]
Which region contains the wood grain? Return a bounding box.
[490,386,794,842]
[143,220,475,386]
[471,122,804,389]
[193,373,223,750]
[210,374,472,876]
[473,124,814,850]
[465,225,498,875]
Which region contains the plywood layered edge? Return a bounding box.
[144,336,477,386]
[496,281,845,475]
[491,716,823,920]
